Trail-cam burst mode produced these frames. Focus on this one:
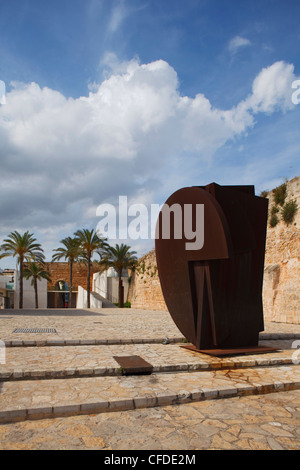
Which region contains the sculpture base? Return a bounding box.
[180,344,279,357]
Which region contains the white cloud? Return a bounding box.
[108,1,128,33]
[0,58,298,256]
[246,61,296,113]
[228,36,251,54]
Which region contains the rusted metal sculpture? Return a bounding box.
[155,183,269,351]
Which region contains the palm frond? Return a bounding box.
[0,231,44,264]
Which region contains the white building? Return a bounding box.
[76,267,129,309]
[0,271,15,308]
[0,269,47,309]
[1,267,129,310]
[93,267,129,304]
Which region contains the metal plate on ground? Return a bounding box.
[13,328,57,334]
[180,344,279,357]
[113,356,153,375]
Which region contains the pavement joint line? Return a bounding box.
[0,377,300,424]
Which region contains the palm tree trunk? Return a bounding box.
[34,278,38,309]
[69,260,73,308]
[87,256,91,308]
[19,258,23,309]
[119,272,124,308]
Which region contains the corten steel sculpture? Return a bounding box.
[155,183,269,350]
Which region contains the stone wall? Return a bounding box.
[45,262,100,291]
[263,176,300,324]
[129,177,300,324]
[128,250,167,311]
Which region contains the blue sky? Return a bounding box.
[2,0,300,101]
[0,0,300,266]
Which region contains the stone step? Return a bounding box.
[3,333,300,348]
[3,337,184,348]
[0,340,298,381]
[0,365,299,423]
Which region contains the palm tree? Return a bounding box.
[52,237,82,308]
[74,229,107,308]
[23,262,52,309]
[0,231,44,308]
[99,243,137,308]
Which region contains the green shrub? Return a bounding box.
[271,205,279,216]
[114,301,131,308]
[260,190,269,198]
[269,214,279,228]
[273,183,287,206]
[281,200,298,225]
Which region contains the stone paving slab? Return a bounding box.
[0,340,298,381]
[1,389,299,450]
[1,309,300,346]
[1,309,300,429]
[3,334,300,348]
[3,338,184,347]
[0,309,184,344]
[2,389,300,450]
[0,365,299,423]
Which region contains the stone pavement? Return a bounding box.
[0,308,184,345]
[1,390,299,450]
[0,308,300,450]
